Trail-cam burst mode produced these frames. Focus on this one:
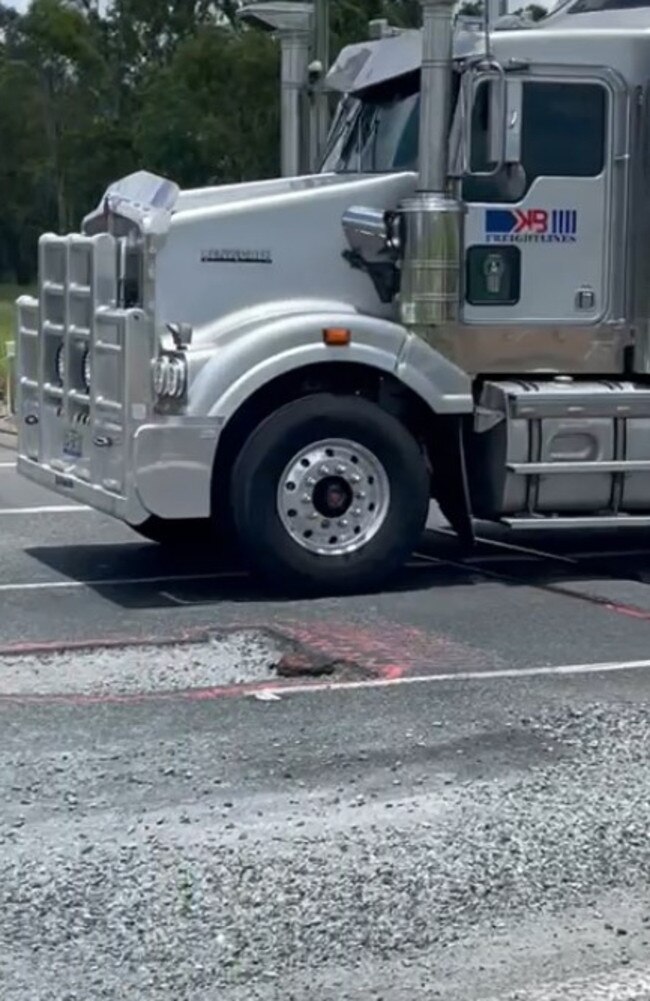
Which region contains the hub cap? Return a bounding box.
[277,438,390,556]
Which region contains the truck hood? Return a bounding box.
[83,169,359,237]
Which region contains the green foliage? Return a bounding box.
[0,0,485,288]
[522,3,548,20]
[134,26,281,186]
[0,0,290,282]
[456,1,483,15]
[457,0,548,18]
[0,284,25,392]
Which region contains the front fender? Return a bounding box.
[187,310,473,421]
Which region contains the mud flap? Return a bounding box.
[428,415,475,548]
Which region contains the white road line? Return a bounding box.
[0,462,16,468]
[159,560,434,604]
[572,548,650,560]
[0,558,437,599]
[0,570,246,594]
[430,525,579,565]
[160,579,249,604]
[454,553,551,565]
[480,964,650,1001]
[0,504,90,515]
[248,655,650,698]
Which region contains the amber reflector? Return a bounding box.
[323,327,351,346]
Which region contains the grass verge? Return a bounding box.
[0,284,34,400]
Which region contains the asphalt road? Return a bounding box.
[2,431,650,1000]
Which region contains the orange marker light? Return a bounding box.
[323,327,351,346]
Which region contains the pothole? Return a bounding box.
[0,629,366,698]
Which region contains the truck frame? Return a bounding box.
[15,0,650,593]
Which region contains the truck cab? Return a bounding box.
[15,0,650,593]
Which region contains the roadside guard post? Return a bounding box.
[5,339,15,416]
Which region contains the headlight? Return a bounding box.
[55,343,66,386]
[152,354,187,400]
[82,349,92,391]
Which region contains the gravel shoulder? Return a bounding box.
[2,668,650,1000]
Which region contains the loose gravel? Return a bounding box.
[1,687,650,1000]
[0,631,284,695]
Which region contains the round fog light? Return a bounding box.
[152,354,187,399]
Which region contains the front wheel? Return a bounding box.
[230,393,430,594]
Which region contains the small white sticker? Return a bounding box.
[131,404,146,420]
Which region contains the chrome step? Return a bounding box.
[501,514,650,530]
[507,461,650,475]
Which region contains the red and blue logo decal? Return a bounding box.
[486,208,577,244]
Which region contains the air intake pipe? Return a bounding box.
[399,0,464,331]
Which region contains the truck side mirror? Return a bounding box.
[459,65,522,178]
[502,78,523,165]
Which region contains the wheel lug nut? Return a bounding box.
[350,474,361,484]
[319,465,330,476]
[338,518,349,528]
[336,465,346,475]
[356,491,366,499]
[301,493,311,503]
[352,507,362,517]
[306,476,316,486]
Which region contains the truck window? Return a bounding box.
[568,0,649,11]
[321,82,420,174]
[321,70,466,175]
[463,80,607,203]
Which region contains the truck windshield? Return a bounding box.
[321,81,420,174]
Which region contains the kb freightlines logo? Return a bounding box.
[485,208,578,244]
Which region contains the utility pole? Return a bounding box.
[311,0,330,168]
[237,2,313,177]
[486,0,509,20]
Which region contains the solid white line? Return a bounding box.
[159,561,434,605]
[0,570,247,594]
[0,559,434,599]
[572,548,650,560]
[0,462,16,468]
[476,534,577,565]
[480,965,650,1001]
[430,525,578,565]
[250,655,650,698]
[457,553,550,565]
[0,504,90,515]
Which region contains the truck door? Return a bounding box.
[461,75,612,339]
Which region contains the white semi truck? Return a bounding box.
[14,0,650,593]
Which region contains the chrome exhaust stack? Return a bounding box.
[399,0,463,331]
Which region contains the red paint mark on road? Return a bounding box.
[272,619,487,681]
[542,582,650,621]
[0,630,207,658]
[0,617,495,707]
[604,602,650,620]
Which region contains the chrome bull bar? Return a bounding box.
[16,232,153,521]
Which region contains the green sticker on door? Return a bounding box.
[466,245,521,306]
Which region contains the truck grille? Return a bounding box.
[17,232,152,500]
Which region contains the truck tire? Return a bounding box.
[230,393,429,594]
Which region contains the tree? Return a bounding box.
[330,0,420,51]
[0,0,459,285]
[456,1,483,15]
[457,1,548,17]
[134,25,281,186]
[520,3,548,19]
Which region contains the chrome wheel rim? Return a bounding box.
[277,437,391,556]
